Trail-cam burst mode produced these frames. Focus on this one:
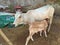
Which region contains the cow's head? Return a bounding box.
[13,12,24,27]
[13,15,24,27]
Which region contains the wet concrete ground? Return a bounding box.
[0,16,60,45]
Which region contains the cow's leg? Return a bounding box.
[48,16,53,32]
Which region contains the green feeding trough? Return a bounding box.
[0,12,15,28]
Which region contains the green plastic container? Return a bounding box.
[0,15,15,28]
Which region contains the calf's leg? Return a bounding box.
[25,32,34,45]
[44,30,47,37]
[40,31,42,36]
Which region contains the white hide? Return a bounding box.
[13,5,54,28]
[26,5,54,21]
[13,10,22,26]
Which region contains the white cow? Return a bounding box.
[13,5,54,32]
